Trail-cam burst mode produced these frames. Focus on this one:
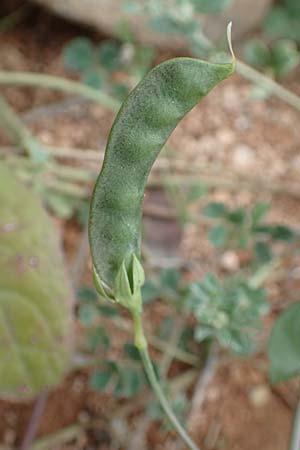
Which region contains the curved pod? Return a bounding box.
[90,51,235,291]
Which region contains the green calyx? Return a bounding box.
[93,253,145,314]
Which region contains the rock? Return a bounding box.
[249,384,271,407]
[30,0,272,50]
[232,144,256,172]
[221,250,240,272]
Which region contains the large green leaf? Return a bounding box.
[0,162,73,400]
[268,301,300,384]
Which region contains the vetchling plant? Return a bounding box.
[0,160,73,400]
[89,23,235,450]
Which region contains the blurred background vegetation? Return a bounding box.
[0,1,300,450]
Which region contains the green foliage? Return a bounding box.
[192,0,232,14]
[63,37,95,71]
[166,181,207,225]
[264,4,300,43]
[208,224,229,247]
[98,41,122,71]
[184,274,269,355]
[141,267,182,307]
[90,353,146,398]
[147,392,189,427]
[0,162,73,400]
[244,38,299,79]
[268,301,300,384]
[76,287,147,398]
[63,34,156,100]
[202,201,296,263]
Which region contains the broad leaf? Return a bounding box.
[0,162,73,400]
[268,301,300,384]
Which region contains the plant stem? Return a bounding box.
[20,390,49,450]
[236,60,300,112]
[289,388,300,450]
[133,313,201,450]
[0,71,120,112]
[0,95,47,162]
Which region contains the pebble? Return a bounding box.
[221,250,240,272]
[249,384,271,408]
[232,144,256,171]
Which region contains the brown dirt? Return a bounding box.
[192,357,293,450]
[0,5,300,450]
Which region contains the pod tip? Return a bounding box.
[227,21,235,66]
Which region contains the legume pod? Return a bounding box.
[90,36,235,294]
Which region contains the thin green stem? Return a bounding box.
[133,313,200,450]
[236,60,300,112]
[0,95,47,162]
[0,71,120,112]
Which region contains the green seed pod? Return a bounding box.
[89,26,235,297]
[0,162,73,400]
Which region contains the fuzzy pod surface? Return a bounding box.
[90,55,235,290]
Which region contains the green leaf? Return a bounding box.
[44,192,75,219]
[0,162,73,400]
[76,286,98,303]
[116,19,135,43]
[202,202,227,218]
[264,7,300,43]
[160,268,180,292]
[251,202,270,226]
[254,241,272,263]
[87,326,110,352]
[98,41,121,71]
[141,280,161,303]
[115,261,132,303]
[208,224,229,247]
[185,183,206,202]
[271,39,299,79]
[97,303,119,317]
[122,1,142,14]
[78,304,95,326]
[130,254,145,293]
[268,301,300,383]
[284,0,300,15]
[149,16,184,34]
[90,370,112,391]
[192,0,232,14]
[123,342,141,361]
[63,37,95,71]
[114,367,142,397]
[83,69,104,89]
[112,83,130,100]
[269,225,295,241]
[244,39,270,68]
[226,208,245,225]
[194,325,214,342]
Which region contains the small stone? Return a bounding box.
[234,115,251,131]
[232,144,256,171]
[221,251,240,272]
[216,128,235,146]
[249,384,271,407]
